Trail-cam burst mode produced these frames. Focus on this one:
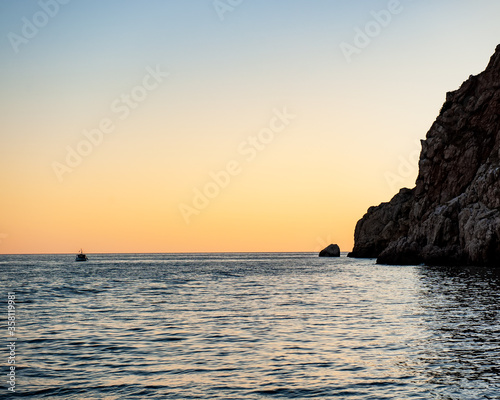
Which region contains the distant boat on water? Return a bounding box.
[75,249,88,262]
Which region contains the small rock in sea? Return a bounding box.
[319,244,340,257]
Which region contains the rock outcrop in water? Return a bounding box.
[319,244,340,257]
[348,44,500,266]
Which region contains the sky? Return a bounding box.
[1,0,500,254]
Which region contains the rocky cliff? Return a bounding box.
[349,44,500,266]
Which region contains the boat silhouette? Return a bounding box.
[75,249,88,262]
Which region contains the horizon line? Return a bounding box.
[0,250,352,256]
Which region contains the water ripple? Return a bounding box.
[0,253,499,399]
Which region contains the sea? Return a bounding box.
[0,253,499,399]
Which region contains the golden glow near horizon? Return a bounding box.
[2,1,500,254]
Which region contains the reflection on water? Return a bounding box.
[0,253,499,399]
[411,266,500,399]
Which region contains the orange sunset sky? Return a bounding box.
[1,0,500,254]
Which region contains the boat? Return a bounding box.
[75,249,88,262]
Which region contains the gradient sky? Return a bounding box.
[1,0,500,254]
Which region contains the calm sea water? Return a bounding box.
[0,253,499,399]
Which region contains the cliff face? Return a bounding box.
[349,45,500,266]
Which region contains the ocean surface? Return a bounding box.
[1,253,499,399]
